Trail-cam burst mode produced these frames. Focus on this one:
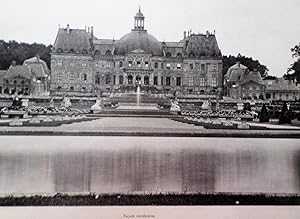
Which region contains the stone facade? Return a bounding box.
[0,56,50,96]
[50,8,223,97]
[224,62,265,100]
[264,78,300,101]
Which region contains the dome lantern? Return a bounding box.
[134,7,145,30]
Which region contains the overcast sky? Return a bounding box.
[0,0,299,76]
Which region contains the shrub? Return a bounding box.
[259,104,269,123]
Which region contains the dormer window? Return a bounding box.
[166,63,171,69]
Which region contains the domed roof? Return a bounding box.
[114,30,163,56]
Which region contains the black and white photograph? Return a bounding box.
[0,0,300,218]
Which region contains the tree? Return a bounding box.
[223,54,269,78]
[259,104,269,123]
[278,102,292,124]
[0,40,52,70]
[285,43,300,85]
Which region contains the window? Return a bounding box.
[106,62,111,68]
[95,62,100,68]
[69,73,75,83]
[105,50,112,56]
[161,63,164,69]
[81,74,87,83]
[82,87,86,92]
[188,77,194,86]
[166,77,171,86]
[57,60,63,66]
[166,63,171,69]
[154,62,158,69]
[95,73,100,84]
[70,87,74,91]
[177,64,181,70]
[166,52,172,57]
[113,75,116,85]
[70,61,75,66]
[82,61,87,67]
[119,62,123,68]
[161,76,164,86]
[144,75,150,85]
[200,78,206,86]
[113,62,116,68]
[137,61,141,67]
[119,75,124,85]
[176,77,181,86]
[106,74,111,85]
[57,86,62,90]
[211,64,217,71]
[128,61,133,67]
[190,63,194,70]
[145,61,149,68]
[57,73,63,83]
[201,64,206,72]
[176,53,182,57]
[211,77,217,87]
[154,76,158,85]
[195,63,199,70]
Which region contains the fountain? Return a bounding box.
[136,81,141,108]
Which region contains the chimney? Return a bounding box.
[36,54,40,61]
[184,31,186,39]
[11,61,16,66]
[206,31,209,38]
[237,61,240,67]
[66,24,70,35]
[91,26,94,40]
[88,27,90,33]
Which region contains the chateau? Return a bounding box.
[50,8,223,97]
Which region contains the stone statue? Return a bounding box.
[61,96,72,108]
[170,99,181,113]
[201,99,212,110]
[91,99,103,113]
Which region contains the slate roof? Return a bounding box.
[52,28,92,54]
[264,78,300,91]
[0,70,7,84]
[4,65,31,79]
[225,63,248,82]
[183,34,222,57]
[240,70,264,85]
[114,30,163,56]
[23,56,49,77]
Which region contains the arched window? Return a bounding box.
[94,50,101,56]
[144,75,149,85]
[166,52,172,57]
[105,50,112,56]
[176,53,182,57]
[128,75,133,85]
